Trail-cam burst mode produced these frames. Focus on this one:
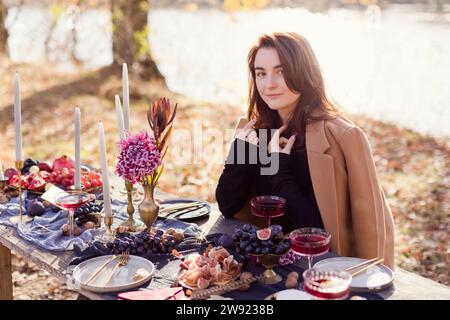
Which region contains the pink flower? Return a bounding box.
[116,131,161,184]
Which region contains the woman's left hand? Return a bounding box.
[268,125,296,154]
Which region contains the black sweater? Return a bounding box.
[215,138,324,232]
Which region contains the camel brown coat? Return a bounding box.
[232,116,395,269]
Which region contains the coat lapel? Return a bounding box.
[306,120,341,253]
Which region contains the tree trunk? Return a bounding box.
[111,0,164,81]
[0,0,8,56]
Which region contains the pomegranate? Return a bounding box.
[28,176,46,191]
[52,155,74,171]
[4,168,18,180]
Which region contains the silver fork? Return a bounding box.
[195,231,207,245]
[104,250,130,285]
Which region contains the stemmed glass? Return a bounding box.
[289,228,331,270]
[302,269,352,300]
[250,195,286,228]
[55,191,95,237]
[250,195,286,284]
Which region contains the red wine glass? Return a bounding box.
[56,191,94,237]
[302,269,352,300]
[289,228,331,270]
[250,195,286,228]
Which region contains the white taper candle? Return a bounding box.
[74,107,81,190]
[14,72,22,161]
[98,121,112,217]
[122,63,130,132]
[115,95,125,140]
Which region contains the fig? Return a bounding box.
[52,155,74,171]
[256,228,271,241]
[37,162,52,172]
[217,234,234,249]
[26,201,46,217]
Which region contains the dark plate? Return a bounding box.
[157,198,210,222]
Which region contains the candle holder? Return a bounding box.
[120,181,144,229]
[94,214,115,243]
[9,160,32,224]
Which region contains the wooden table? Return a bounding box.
[1,188,449,300]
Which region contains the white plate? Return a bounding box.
[313,257,394,292]
[266,289,312,300]
[72,255,155,293]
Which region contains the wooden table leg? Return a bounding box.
[0,243,13,300]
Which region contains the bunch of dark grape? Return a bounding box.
[105,228,181,255]
[74,201,103,227]
[232,224,290,257]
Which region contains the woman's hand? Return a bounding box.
[235,119,259,146]
[269,125,296,154]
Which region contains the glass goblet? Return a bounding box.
[289,228,331,270]
[55,191,94,237]
[250,195,286,228]
[302,269,352,300]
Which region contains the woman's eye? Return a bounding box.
[256,72,265,77]
[277,69,283,75]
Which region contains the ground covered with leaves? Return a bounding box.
[0,60,447,299]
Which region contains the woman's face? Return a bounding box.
[254,47,300,114]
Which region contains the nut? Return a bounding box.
[238,272,253,291]
[73,226,82,236]
[165,228,176,235]
[62,224,70,236]
[84,221,96,229]
[287,271,299,280]
[285,276,298,289]
[173,231,184,242]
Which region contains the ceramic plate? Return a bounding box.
[313,257,394,292]
[72,255,155,293]
[158,198,210,222]
[265,289,312,300]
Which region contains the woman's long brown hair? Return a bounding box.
[247,32,344,149]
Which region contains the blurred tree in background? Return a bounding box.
[0,0,8,55]
[111,0,164,81]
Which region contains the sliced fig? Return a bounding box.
[256,228,272,241]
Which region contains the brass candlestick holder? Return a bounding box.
[120,180,143,229]
[104,215,113,236]
[9,160,32,224]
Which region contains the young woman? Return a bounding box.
[215,32,395,268]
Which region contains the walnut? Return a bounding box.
[285,276,298,289]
